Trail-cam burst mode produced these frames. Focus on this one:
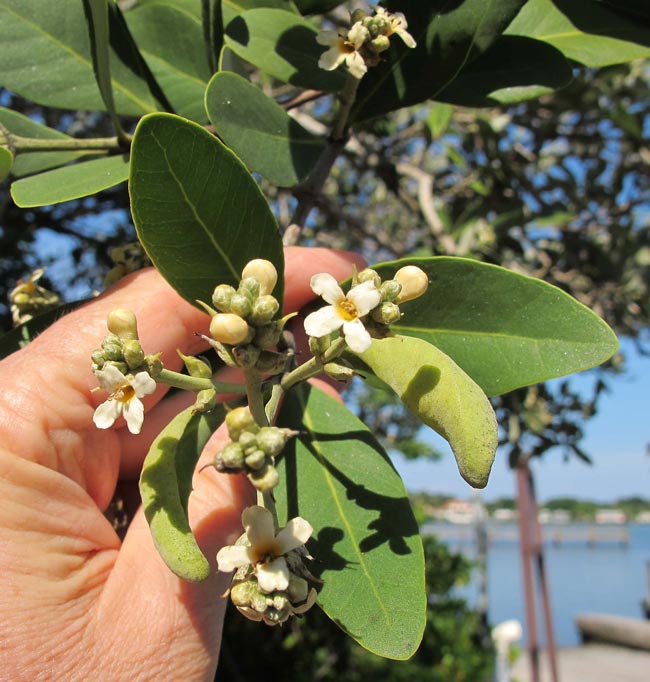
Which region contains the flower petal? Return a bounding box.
[342,319,372,353]
[304,306,344,338]
[122,396,145,435]
[242,505,276,548]
[273,516,313,555]
[318,46,345,72]
[95,364,127,392]
[347,21,369,48]
[347,280,381,316]
[346,52,368,79]
[396,27,416,48]
[316,29,340,47]
[310,273,343,304]
[216,544,254,572]
[132,371,157,398]
[93,399,121,429]
[256,557,290,593]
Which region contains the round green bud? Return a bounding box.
[238,276,261,300]
[233,344,261,369]
[365,15,389,38]
[288,575,309,603]
[249,464,280,492]
[212,284,236,312]
[123,339,145,369]
[351,8,367,24]
[323,362,355,381]
[369,34,390,54]
[242,259,278,296]
[91,349,106,367]
[194,388,217,412]
[256,427,288,458]
[394,265,429,303]
[245,448,267,471]
[107,308,139,340]
[249,295,279,326]
[273,594,290,611]
[380,279,402,302]
[229,293,253,319]
[357,268,382,288]
[226,406,257,441]
[238,431,258,453]
[250,590,269,613]
[220,441,245,469]
[103,360,129,375]
[254,323,281,350]
[371,301,401,325]
[210,313,250,346]
[230,581,255,608]
[101,336,124,361]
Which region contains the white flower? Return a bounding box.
[316,21,370,79]
[93,365,156,435]
[217,506,313,594]
[375,7,416,48]
[304,273,381,353]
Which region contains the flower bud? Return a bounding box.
[249,463,280,492]
[107,309,139,340]
[226,407,258,441]
[394,265,429,303]
[194,388,217,412]
[210,313,251,345]
[380,279,402,302]
[239,430,258,453]
[177,350,212,379]
[254,323,282,349]
[357,268,381,288]
[103,360,129,375]
[91,349,106,368]
[351,8,367,24]
[239,276,261,300]
[256,426,293,457]
[365,15,389,38]
[245,448,267,471]
[101,334,124,361]
[242,259,278,296]
[230,580,256,608]
[145,353,164,377]
[123,339,145,369]
[288,575,309,603]
[233,344,261,368]
[249,295,279,325]
[369,35,391,53]
[309,335,331,355]
[371,301,401,325]
[212,284,236,312]
[220,441,245,469]
[229,293,253,319]
[323,362,355,381]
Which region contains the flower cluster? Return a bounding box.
[9,268,60,326]
[209,406,296,492]
[206,259,288,374]
[316,6,416,79]
[91,309,161,434]
[217,506,318,625]
[304,264,428,359]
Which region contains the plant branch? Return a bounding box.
[6,134,130,154]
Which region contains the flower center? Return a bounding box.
[341,39,357,55]
[114,384,135,403]
[337,298,358,321]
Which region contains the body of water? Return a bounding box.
[425,522,650,647]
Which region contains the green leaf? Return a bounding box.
[11,154,129,207]
[293,0,343,14]
[506,0,650,67]
[129,113,284,307]
[426,102,454,140]
[0,146,12,183]
[354,335,498,489]
[224,8,346,91]
[370,257,619,396]
[435,36,573,107]
[205,72,325,186]
[276,384,425,660]
[352,0,527,121]
[222,0,298,28]
[0,108,88,178]
[125,2,212,122]
[0,0,160,115]
[140,404,226,582]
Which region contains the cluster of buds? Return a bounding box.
[217,506,318,626]
[9,268,60,326]
[207,260,289,375]
[317,6,416,79]
[304,264,429,363]
[103,241,151,288]
[210,407,297,492]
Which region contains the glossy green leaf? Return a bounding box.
[276,384,425,660]
[140,404,226,582]
[130,113,284,307]
[370,257,618,396]
[125,2,211,122]
[222,0,297,27]
[0,146,12,183]
[11,154,129,207]
[352,0,527,121]
[293,0,343,14]
[435,36,573,107]
[205,72,325,186]
[0,0,160,115]
[355,335,498,489]
[224,8,346,91]
[506,0,650,67]
[0,108,88,178]
[135,0,201,16]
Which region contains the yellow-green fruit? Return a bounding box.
[357,335,497,488]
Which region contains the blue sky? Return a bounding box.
[393,338,650,503]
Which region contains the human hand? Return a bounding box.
[0,247,363,682]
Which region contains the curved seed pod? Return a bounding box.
[355,334,497,488]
